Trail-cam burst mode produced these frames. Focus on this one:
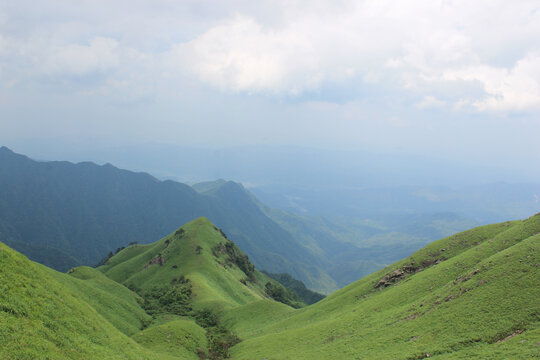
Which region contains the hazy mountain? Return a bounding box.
[11,143,538,188]
[2,146,502,292]
[251,182,540,222]
[0,146,334,292]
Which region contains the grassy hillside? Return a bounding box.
[133,318,208,360]
[99,217,296,312]
[2,213,538,359]
[0,241,160,360]
[97,217,305,358]
[0,217,302,360]
[229,213,540,359]
[57,266,151,336]
[262,271,325,305]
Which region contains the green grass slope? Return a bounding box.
[0,242,158,360]
[133,318,207,359]
[230,214,540,359]
[99,217,289,313]
[54,266,151,336]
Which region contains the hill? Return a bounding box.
[0,217,302,359]
[228,213,540,359]
[0,240,158,359]
[99,217,303,311]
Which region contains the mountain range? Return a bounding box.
[3,146,538,294]
[0,146,339,292]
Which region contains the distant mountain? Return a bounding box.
[16,143,537,188]
[0,146,335,292]
[1,146,493,292]
[251,182,540,222]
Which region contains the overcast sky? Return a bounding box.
[1,0,539,175]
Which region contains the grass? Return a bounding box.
[0,241,156,360]
[99,217,290,314]
[1,215,538,359]
[133,318,207,359]
[228,214,540,359]
[53,266,151,336]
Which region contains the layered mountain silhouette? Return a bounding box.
[0,146,334,291]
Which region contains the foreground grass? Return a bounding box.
[0,242,156,360]
[1,215,538,359]
[229,214,540,359]
[133,318,207,359]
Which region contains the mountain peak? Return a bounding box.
[99,217,275,310]
[0,146,15,154]
[192,179,229,193]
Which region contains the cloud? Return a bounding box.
[166,1,540,113]
[442,53,540,112]
[174,14,359,95]
[415,96,446,110]
[1,0,540,114]
[45,37,120,76]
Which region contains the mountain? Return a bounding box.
[227,213,540,359]
[99,217,304,310]
[251,182,540,223]
[5,145,537,295]
[17,143,536,189]
[0,146,335,292]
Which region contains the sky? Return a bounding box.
[1,0,540,178]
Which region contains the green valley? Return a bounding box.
[1,214,539,359]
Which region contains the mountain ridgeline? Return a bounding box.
[0,147,496,293]
[0,146,335,292]
[1,214,538,359]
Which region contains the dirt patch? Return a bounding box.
[496,329,524,343]
[375,258,446,289]
[144,254,166,269]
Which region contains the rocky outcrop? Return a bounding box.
[144,254,165,269]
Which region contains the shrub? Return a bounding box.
[141,276,192,316]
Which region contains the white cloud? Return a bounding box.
[169,0,540,112]
[416,96,446,110]
[174,14,360,94]
[45,37,120,76]
[443,53,540,112]
[1,0,540,114]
